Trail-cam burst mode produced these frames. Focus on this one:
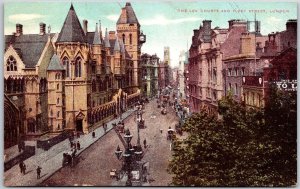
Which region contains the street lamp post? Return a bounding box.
[114,126,144,186]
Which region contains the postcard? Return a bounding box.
[3,1,297,186]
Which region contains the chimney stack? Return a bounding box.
[240,32,255,54]
[202,20,212,42]
[83,19,88,35]
[39,22,46,35]
[15,23,23,36]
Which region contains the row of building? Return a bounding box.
[183,19,297,115]
[4,2,172,149]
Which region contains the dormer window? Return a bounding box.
[6,56,17,71]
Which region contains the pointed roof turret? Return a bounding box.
[57,4,86,43]
[99,20,103,42]
[47,54,64,71]
[114,35,120,52]
[104,28,110,48]
[117,2,140,26]
[93,23,102,45]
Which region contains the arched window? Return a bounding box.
[50,109,53,116]
[57,84,59,90]
[57,98,60,105]
[122,34,125,43]
[129,33,132,45]
[57,111,60,118]
[6,56,17,71]
[75,57,82,77]
[62,57,70,77]
[92,80,96,92]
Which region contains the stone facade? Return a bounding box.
[140,53,159,98]
[4,2,143,148]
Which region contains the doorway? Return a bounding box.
[76,120,83,133]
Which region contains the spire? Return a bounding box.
[99,20,103,41]
[57,4,86,43]
[47,54,64,71]
[114,34,120,52]
[93,23,101,45]
[117,2,140,25]
[104,28,110,48]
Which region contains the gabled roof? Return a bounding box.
[93,23,102,45]
[4,34,54,68]
[47,54,64,71]
[117,2,139,25]
[57,4,86,43]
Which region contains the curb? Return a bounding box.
[38,109,137,186]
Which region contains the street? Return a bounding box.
[41,99,180,186]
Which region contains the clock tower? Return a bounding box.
[116,2,145,91]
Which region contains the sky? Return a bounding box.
[4,1,297,67]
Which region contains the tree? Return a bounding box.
[168,90,296,186]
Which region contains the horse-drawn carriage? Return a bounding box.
[138,119,145,129]
[62,148,77,167]
[161,108,167,115]
[113,121,125,133]
[167,127,176,140]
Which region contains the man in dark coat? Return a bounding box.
[77,141,81,150]
[36,166,42,179]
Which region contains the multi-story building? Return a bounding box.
[140,53,159,98]
[4,2,144,148]
[178,50,188,98]
[188,19,268,114]
[243,47,297,108]
[117,2,146,89]
[164,46,170,65]
[224,19,296,103]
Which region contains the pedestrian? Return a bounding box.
[77,141,81,150]
[92,131,95,138]
[19,162,23,174]
[36,166,42,179]
[22,162,26,175]
[160,129,163,134]
[103,124,107,133]
[143,139,147,148]
[18,142,22,153]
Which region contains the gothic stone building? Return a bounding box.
[4,2,144,148]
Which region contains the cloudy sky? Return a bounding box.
[4,1,297,67]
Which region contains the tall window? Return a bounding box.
[75,57,82,77]
[234,83,238,95]
[92,80,96,92]
[6,56,17,71]
[122,34,125,43]
[57,111,60,118]
[62,57,70,77]
[129,33,132,45]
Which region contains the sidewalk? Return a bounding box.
[4,108,136,186]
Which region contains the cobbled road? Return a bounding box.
[41,99,180,186]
